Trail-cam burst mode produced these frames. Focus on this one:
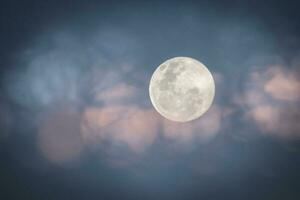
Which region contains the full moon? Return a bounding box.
[149,57,215,122]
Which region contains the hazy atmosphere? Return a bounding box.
[1,0,300,199]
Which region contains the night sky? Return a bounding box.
[1,0,300,199]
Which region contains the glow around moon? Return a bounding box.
[149,57,215,122]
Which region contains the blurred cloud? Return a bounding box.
[163,105,226,144]
[4,28,142,110]
[3,27,154,166]
[264,66,300,101]
[163,120,194,143]
[95,82,137,104]
[37,107,84,166]
[237,65,300,139]
[4,32,85,109]
[81,105,159,154]
[246,105,280,132]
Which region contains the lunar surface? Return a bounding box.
[149,57,215,122]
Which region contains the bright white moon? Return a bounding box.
[149,57,215,122]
